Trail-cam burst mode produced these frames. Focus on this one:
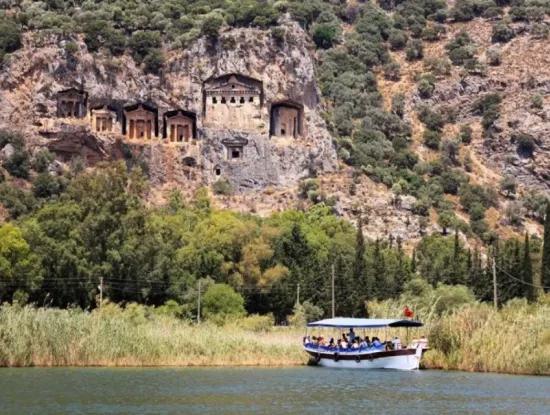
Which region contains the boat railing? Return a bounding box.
[303,342,386,353]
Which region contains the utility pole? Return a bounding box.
[197,280,201,324]
[296,283,300,306]
[492,257,498,309]
[331,263,335,318]
[99,277,103,309]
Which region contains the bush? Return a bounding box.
[128,31,161,63]
[287,300,323,326]
[32,173,64,198]
[312,22,340,49]
[450,0,476,22]
[417,74,436,99]
[391,93,405,118]
[459,125,473,144]
[500,175,517,197]
[4,148,30,179]
[422,24,446,42]
[212,178,233,195]
[423,129,442,149]
[143,50,164,74]
[492,22,515,43]
[405,39,424,61]
[531,94,543,109]
[0,17,22,55]
[202,284,245,323]
[514,132,536,158]
[383,61,401,81]
[418,106,445,131]
[446,31,476,66]
[0,183,37,218]
[486,48,501,66]
[270,27,286,44]
[472,93,501,131]
[201,14,224,39]
[388,30,408,50]
[424,57,452,76]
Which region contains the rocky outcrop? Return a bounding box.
[0,20,337,191]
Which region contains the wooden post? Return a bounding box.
[99,277,103,309]
[492,257,498,309]
[296,283,300,306]
[331,263,335,318]
[197,280,202,324]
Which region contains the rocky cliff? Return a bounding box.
[0,19,336,192]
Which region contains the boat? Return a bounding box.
[303,317,427,370]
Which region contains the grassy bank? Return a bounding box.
[0,301,548,375]
[0,304,305,367]
[422,300,550,375]
[370,294,550,376]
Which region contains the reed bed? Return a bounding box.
[0,304,306,367]
[370,295,550,376]
[0,300,548,375]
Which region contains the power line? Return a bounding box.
[494,263,550,290]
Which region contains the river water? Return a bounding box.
[0,367,548,414]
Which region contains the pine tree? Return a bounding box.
[522,233,535,301]
[542,203,550,293]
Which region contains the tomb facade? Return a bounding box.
[90,106,117,133]
[270,102,303,138]
[57,88,88,118]
[221,137,248,161]
[163,110,196,143]
[203,74,263,132]
[123,103,158,140]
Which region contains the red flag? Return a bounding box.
[403,305,414,318]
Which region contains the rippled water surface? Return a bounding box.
[0,367,548,414]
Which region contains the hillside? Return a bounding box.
[0,0,549,247]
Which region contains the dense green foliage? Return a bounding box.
[0,159,545,321]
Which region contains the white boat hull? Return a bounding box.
[305,347,424,370]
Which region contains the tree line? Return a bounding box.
[1,162,548,322]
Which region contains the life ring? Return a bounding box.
[333,352,339,362]
[355,355,361,363]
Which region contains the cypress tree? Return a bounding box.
[522,233,535,301]
[411,248,417,274]
[542,203,550,292]
[450,229,465,284]
[394,236,407,296]
[373,239,387,299]
[351,217,367,315]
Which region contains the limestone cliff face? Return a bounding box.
[0,20,337,190]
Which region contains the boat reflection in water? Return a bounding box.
[303,318,428,370]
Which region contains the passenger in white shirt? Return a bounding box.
[392,337,401,350]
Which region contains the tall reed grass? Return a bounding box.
[0,303,305,367]
[370,295,550,375]
[1,299,548,375]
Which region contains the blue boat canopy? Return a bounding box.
[307,317,423,328]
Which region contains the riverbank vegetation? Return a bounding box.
[0,302,303,367]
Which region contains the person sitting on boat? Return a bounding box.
[318,336,326,346]
[359,337,368,348]
[347,328,356,343]
[327,338,336,349]
[372,337,382,348]
[339,338,348,350]
[351,339,360,349]
[392,336,402,350]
